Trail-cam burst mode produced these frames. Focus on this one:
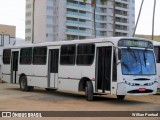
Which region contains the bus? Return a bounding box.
[1,37,158,101]
[153,41,160,88]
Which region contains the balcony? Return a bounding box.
[66,11,92,20]
[66,20,92,28]
[66,28,92,36]
[67,2,91,11]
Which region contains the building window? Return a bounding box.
[46,33,54,38]
[26,4,32,9]
[46,24,55,28]
[25,20,31,25]
[25,28,31,33]
[26,12,32,17]
[77,44,95,65]
[25,36,32,41]
[47,15,54,19]
[3,49,11,64]
[33,47,47,65]
[60,45,76,65]
[47,6,54,10]
[20,48,32,64]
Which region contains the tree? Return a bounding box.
[83,0,109,38]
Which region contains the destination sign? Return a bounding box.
[118,39,153,49]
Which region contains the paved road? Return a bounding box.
[0,83,159,120]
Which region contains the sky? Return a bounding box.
[0,0,159,39]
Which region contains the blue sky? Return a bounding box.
[0,0,159,39]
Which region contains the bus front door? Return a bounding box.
[11,51,19,84]
[96,46,113,93]
[48,49,59,89]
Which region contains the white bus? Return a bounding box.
[153,41,160,88]
[1,37,158,101]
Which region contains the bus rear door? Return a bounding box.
[96,46,114,93]
[11,50,19,84]
[48,49,59,89]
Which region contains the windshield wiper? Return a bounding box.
[143,49,147,66]
[127,47,137,62]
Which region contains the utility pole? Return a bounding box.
[132,0,144,37]
[152,0,156,40]
[32,0,35,43]
[113,0,116,37]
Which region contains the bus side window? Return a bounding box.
[154,47,160,63]
[60,45,76,65]
[77,44,95,65]
[3,49,11,64]
[113,49,117,82]
[20,48,32,64]
[33,47,47,65]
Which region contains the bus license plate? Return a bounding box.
[139,88,146,91]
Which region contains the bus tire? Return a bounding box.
[85,81,93,101]
[20,76,30,91]
[117,95,125,100]
[28,86,34,91]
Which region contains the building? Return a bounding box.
[0,24,16,38]
[25,0,135,43]
[0,24,16,46]
[0,24,16,80]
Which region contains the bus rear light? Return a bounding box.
[139,88,146,92]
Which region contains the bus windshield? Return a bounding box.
[121,49,156,75]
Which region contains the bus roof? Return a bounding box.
[153,41,160,46]
[3,37,153,49]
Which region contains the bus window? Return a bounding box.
[154,47,160,63]
[3,49,11,64]
[33,47,47,65]
[60,45,76,65]
[20,48,32,64]
[113,49,117,82]
[77,44,95,65]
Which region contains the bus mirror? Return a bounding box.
[118,49,121,60]
[117,60,121,65]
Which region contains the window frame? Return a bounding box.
[154,46,160,63]
[3,49,11,64]
[60,44,76,65]
[20,47,33,65]
[33,46,47,65]
[76,44,95,66]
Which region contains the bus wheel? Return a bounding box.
[85,81,93,101]
[20,76,30,91]
[117,95,125,100]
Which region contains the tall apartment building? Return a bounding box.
[25,0,135,43]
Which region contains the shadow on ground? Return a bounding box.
[5,87,151,106]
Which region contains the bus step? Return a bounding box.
[94,93,107,95]
[45,88,57,91]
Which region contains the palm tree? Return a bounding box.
[83,0,109,38]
